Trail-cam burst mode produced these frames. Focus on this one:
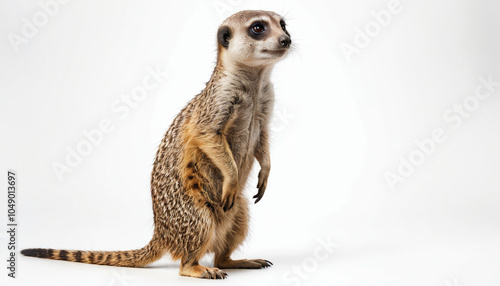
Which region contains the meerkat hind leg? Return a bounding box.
[179,251,228,279]
[179,247,227,279]
[179,263,228,279]
[215,257,273,269]
[214,208,272,269]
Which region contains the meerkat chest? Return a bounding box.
[226,86,272,157]
[232,91,262,137]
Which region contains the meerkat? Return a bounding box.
[21,10,291,279]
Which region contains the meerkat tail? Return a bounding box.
[21,238,164,268]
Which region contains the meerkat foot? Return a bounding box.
[216,258,273,269]
[179,264,228,279]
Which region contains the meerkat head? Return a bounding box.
[217,10,292,68]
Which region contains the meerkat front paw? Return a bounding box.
[253,167,270,203]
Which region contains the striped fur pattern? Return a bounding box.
[22,10,291,279]
[20,245,160,267]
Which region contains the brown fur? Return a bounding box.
[21,10,290,279]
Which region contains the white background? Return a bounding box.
[1,0,500,285]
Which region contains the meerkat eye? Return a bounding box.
[251,23,265,34]
[280,20,287,31]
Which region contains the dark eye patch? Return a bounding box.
[280,19,290,37]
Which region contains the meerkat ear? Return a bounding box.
[217,26,231,48]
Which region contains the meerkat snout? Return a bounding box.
[279,35,291,48]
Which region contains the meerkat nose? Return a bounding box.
[279,36,291,48]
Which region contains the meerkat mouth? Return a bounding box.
[261,49,287,56]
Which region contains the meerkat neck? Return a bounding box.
[217,61,273,84]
